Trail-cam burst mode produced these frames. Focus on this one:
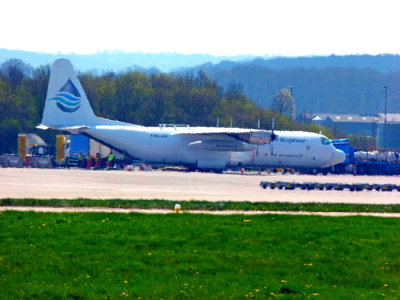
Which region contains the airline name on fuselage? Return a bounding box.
[279,137,306,144]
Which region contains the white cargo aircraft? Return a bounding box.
[38,59,345,171]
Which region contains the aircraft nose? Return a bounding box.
[332,149,346,165]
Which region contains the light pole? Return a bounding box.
[288,86,295,120]
[384,85,388,125]
[288,86,293,97]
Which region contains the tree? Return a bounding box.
[0,59,32,91]
[347,135,376,151]
[225,81,245,101]
[271,88,296,119]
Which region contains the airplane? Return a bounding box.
[38,59,345,172]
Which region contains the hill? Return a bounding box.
[187,55,400,115]
[0,49,254,73]
[2,48,399,74]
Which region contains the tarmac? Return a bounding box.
[1,168,400,204]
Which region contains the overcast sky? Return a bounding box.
[2,0,399,56]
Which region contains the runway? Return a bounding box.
[1,168,399,204]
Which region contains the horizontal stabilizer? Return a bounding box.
[36,124,50,130]
[36,124,89,133]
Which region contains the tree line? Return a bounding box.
[0,59,327,154]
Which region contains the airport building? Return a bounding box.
[309,113,400,150]
[377,123,400,151]
[310,113,380,136]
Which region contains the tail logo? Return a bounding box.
[49,79,81,113]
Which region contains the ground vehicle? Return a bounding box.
[60,134,90,167]
[56,133,127,167]
[26,145,54,168]
[0,154,24,167]
[14,134,54,168]
[332,139,400,175]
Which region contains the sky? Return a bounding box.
[1,0,399,57]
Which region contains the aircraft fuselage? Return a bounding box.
[83,125,344,170]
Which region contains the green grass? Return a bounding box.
[1,198,400,213]
[1,211,399,299]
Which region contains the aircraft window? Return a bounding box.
[321,137,331,145]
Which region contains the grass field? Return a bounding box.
[1,211,399,299]
[2,198,400,213]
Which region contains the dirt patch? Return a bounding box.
[1,206,400,218]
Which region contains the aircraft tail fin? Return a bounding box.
[40,59,96,129]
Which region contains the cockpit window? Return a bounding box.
[321,137,331,145]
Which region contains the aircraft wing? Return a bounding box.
[171,128,275,145]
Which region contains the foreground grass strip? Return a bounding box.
[1,198,400,213]
[0,211,399,299]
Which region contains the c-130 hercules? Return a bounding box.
[38,59,345,171]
